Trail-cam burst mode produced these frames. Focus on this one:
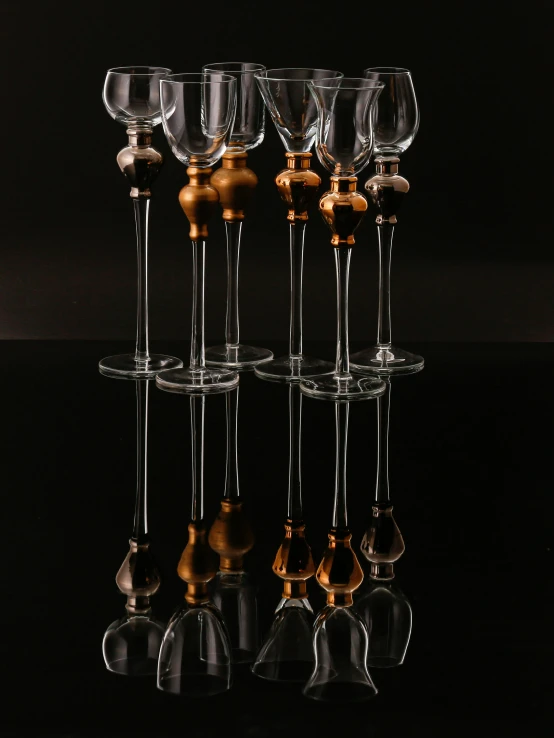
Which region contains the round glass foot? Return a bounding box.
[254,355,335,383]
[205,344,273,369]
[99,353,183,379]
[300,373,386,402]
[155,366,239,395]
[350,345,424,375]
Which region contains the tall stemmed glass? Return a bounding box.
[157,395,232,696]
[102,379,165,675]
[300,78,386,401]
[100,67,183,378]
[155,73,239,395]
[252,384,315,682]
[201,62,273,369]
[254,69,343,382]
[303,401,377,701]
[350,67,423,374]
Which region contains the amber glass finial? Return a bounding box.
[178,167,220,241]
[275,153,321,222]
[272,519,315,599]
[177,521,219,605]
[208,498,255,573]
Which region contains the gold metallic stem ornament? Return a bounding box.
[319,176,368,247]
[272,519,315,599]
[316,528,364,607]
[117,126,163,199]
[364,157,409,224]
[177,521,219,605]
[208,498,255,573]
[179,166,220,240]
[360,503,405,580]
[276,153,321,221]
[210,150,258,222]
[115,538,161,615]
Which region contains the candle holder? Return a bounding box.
[208,387,259,663]
[202,62,273,369]
[303,402,377,702]
[157,396,232,697]
[254,69,344,382]
[299,78,386,401]
[102,379,165,675]
[100,67,183,378]
[350,67,424,375]
[155,73,240,395]
[252,385,315,682]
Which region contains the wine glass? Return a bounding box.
[202,62,274,369]
[350,67,424,374]
[154,73,240,395]
[299,78,386,401]
[102,379,165,676]
[100,66,183,378]
[303,401,377,701]
[157,395,233,696]
[254,69,344,382]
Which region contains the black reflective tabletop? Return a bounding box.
[3,341,553,737]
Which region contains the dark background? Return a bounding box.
[1,1,552,344]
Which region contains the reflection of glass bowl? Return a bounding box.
[102,614,166,676]
[103,67,172,128]
[355,580,412,668]
[252,598,314,682]
[157,603,232,697]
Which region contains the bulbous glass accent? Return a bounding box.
[303,605,378,702]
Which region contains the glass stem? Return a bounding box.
[375,379,391,503]
[335,248,352,379]
[190,240,206,371]
[287,384,303,520]
[289,222,306,359]
[332,401,349,529]
[225,221,242,348]
[224,387,240,500]
[377,223,394,349]
[190,395,205,522]
[132,379,149,542]
[134,198,150,363]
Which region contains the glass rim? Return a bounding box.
[202,62,266,74]
[161,72,237,85]
[363,66,412,75]
[309,77,385,90]
[106,66,172,76]
[254,67,344,81]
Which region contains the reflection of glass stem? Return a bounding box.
[225,387,239,500]
[335,248,352,381]
[375,379,391,504]
[190,395,205,521]
[333,401,349,528]
[376,224,393,350]
[290,223,306,359]
[288,383,303,519]
[190,241,206,372]
[133,380,149,544]
[225,222,242,349]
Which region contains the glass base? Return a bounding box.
[98,353,183,379]
[205,344,274,369]
[350,345,424,375]
[155,366,239,395]
[300,373,386,402]
[254,355,335,383]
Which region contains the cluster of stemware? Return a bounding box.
[100,63,422,397]
[102,372,413,700]
[100,61,422,701]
